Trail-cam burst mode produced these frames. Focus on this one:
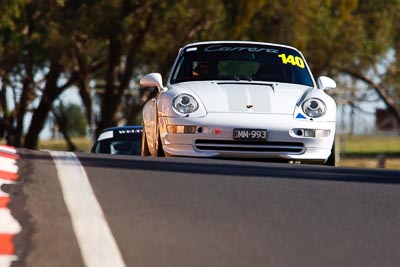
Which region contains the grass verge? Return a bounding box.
[337,135,400,169]
[39,137,93,152]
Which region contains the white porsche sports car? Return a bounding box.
[140,41,337,165]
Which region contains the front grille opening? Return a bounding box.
[194,139,304,153]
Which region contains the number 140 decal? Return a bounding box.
[278,54,305,68]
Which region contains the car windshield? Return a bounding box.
[92,131,142,155]
[170,43,314,87]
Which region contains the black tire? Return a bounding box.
[324,141,336,166]
[141,129,151,156]
[156,133,165,157]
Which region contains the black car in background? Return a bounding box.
[91,126,143,155]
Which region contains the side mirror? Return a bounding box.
[317,76,336,90]
[140,73,165,92]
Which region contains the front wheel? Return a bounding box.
[156,133,165,157]
[324,141,336,166]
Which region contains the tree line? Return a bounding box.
[0,0,399,149]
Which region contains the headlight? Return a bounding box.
[173,94,199,114]
[302,98,326,118]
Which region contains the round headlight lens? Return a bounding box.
[302,98,326,118]
[173,94,199,114]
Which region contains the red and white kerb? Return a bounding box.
[0,145,21,266]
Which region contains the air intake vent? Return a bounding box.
[194,140,304,153]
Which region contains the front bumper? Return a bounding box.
[158,112,335,162]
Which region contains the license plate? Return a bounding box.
[233,129,268,141]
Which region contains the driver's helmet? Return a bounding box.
[192,61,218,77]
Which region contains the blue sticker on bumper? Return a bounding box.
[296,113,307,119]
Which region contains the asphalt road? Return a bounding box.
[8,149,400,267]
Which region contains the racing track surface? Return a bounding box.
[7,149,400,267]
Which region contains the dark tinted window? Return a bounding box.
[170,43,314,87]
[92,131,142,155]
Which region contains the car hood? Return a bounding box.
[171,81,312,114]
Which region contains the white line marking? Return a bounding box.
[50,151,126,267]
